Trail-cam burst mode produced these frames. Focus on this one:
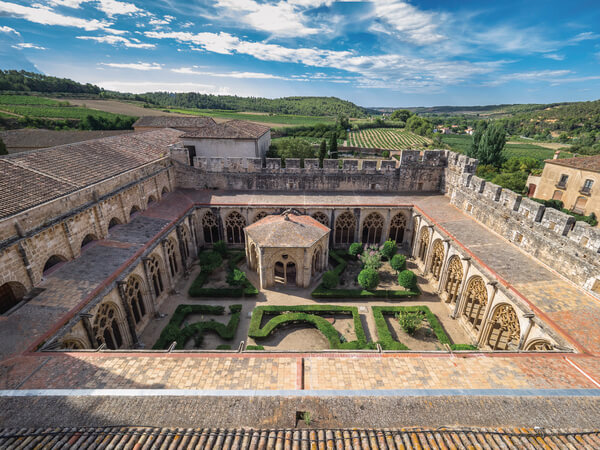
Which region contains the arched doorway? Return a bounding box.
[274,258,297,286]
[43,254,67,276]
[225,211,246,245]
[93,303,124,350]
[485,304,521,350]
[334,211,355,245]
[201,210,220,244]
[0,282,26,314]
[389,213,406,243]
[361,212,384,244]
[461,276,488,332]
[123,276,147,324]
[417,227,430,261]
[80,234,97,251]
[312,247,322,276]
[129,205,141,218]
[430,239,444,280]
[443,256,463,304]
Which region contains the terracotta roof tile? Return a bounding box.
[0,128,182,219]
[0,129,132,151]
[245,213,329,247]
[181,120,270,139]
[133,116,216,128]
[0,427,596,449]
[545,154,600,173]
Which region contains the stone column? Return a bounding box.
[518,313,536,350]
[175,224,188,271]
[117,280,139,347]
[476,281,498,344]
[79,313,97,349]
[422,224,435,274]
[160,239,175,289]
[451,257,472,319]
[142,257,159,315]
[259,247,267,289]
[329,209,335,248]
[354,208,361,245]
[17,242,36,288]
[410,214,421,257]
[436,239,452,293]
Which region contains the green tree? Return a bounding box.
[277,138,315,164]
[322,271,339,289]
[329,132,338,159]
[477,124,506,167]
[358,268,379,290]
[0,137,7,156]
[468,121,488,158]
[398,270,417,289]
[390,254,407,273]
[381,240,397,260]
[349,242,363,257]
[391,109,412,122]
[318,139,327,167]
[336,113,350,130]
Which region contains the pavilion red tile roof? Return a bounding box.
[245,213,329,247]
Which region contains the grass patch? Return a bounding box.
[372,306,475,351]
[248,305,373,350]
[153,304,242,350]
[0,94,63,106]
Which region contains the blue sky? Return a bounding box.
[0,0,599,107]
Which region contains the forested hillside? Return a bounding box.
[0,70,370,117]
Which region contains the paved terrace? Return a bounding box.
[1,190,600,402]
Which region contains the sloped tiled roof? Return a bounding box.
[0,427,597,448]
[245,213,329,247]
[181,120,270,140]
[546,154,600,173]
[0,129,132,151]
[133,116,216,128]
[0,128,182,219]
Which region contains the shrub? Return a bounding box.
[213,240,228,257]
[246,345,264,350]
[227,268,247,287]
[398,270,417,289]
[349,242,363,257]
[358,268,379,290]
[359,247,382,270]
[381,150,390,158]
[390,254,407,273]
[396,311,423,336]
[381,239,397,260]
[216,344,232,350]
[450,344,478,351]
[198,251,223,272]
[322,271,339,289]
[330,250,348,276]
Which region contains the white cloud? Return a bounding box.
[146,30,501,91]
[0,1,112,30]
[543,53,565,61]
[47,0,87,7]
[570,31,600,42]
[100,61,162,70]
[77,34,155,48]
[48,0,143,17]
[0,25,20,35]
[12,42,47,50]
[172,66,293,80]
[212,0,325,37]
[370,0,446,45]
[95,80,232,94]
[485,70,573,86]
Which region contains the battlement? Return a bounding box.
[450,171,600,296]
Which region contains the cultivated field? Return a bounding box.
[166,108,336,127]
[62,99,188,117]
[348,128,431,150]
[441,134,573,160]
[0,95,134,122]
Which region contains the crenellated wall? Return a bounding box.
[447,171,600,296]
[171,148,449,193]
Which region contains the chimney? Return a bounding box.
[553,150,561,160]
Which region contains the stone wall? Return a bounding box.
[173,150,448,192]
[447,170,600,297]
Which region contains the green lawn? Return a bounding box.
[165,108,335,126]
[441,134,573,160]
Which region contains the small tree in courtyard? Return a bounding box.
[358,268,379,290]
[390,254,407,273]
[213,240,228,258]
[381,239,397,260]
[398,269,417,289]
[349,242,363,257]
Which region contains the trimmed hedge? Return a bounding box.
[371,306,477,350]
[330,250,348,276]
[372,306,476,351]
[153,304,242,350]
[248,305,373,350]
[246,345,264,350]
[188,250,258,297]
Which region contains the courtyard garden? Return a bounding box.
[142,240,476,352]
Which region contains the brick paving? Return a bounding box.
[1,190,600,393]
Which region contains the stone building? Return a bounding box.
[244,211,329,288]
[530,153,599,219]
[181,120,271,160]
